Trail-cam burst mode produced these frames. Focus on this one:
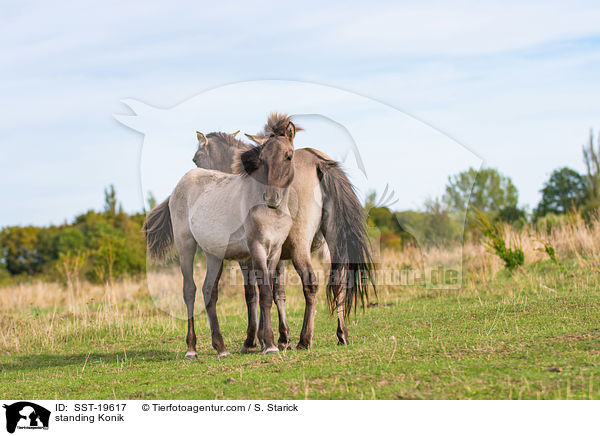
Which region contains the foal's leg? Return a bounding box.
[250,243,278,354]
[292,252,319,349]
[178,237,199,359]
[202,253,228,357]
[273,260,292,350]
[239,260,259,353]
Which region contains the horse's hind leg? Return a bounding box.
[240,260,259,353]
[202,253,228,357]
[293,252,319,349]
[273,260,292,350]
[336,291,349,345]
[177,236,199,359]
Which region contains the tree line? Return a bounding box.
[1,130,599,283]
[365,130,600,248]
[0,186,146,285]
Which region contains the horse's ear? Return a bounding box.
[196,131,208,147]
[285,122,296,142]
[230,130,240,137]
[244,134,268,146]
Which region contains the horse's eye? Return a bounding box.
[270,134,275,138]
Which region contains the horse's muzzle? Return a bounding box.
[263,191,281,209]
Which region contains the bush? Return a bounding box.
[379,231,403,251]
[472,207,524,271]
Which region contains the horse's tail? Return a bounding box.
[142,197,174,261]
[317,159,376,316]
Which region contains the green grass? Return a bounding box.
[1,260,599,399]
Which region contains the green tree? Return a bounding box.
[497,205,527,228]
[55,227,85,255]
[422,197,462,244]
[36,226,61,265]
[534,167,588,218]
[395,199,461,247]
[444,167,519,217]
[104,184,119,216]
[0,226,42,275]
[367,206,404,235]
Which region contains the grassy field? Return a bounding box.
[1,238,599,399]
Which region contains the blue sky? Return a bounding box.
[2,0,600,226]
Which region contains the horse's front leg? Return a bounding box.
[250,242,278,354]
[239,260,259,353]
[273,260,292,350]
[202,253,228,357]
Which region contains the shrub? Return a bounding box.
[472,207,524,271]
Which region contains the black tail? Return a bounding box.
[317,159,376,315]
[142,197,174,261]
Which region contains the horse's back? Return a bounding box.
[297,147,334,163]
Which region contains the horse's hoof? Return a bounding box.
[217,351,231,358]
[278,341,293,351]
[296,342,310,350]
[184,351,198,360]
[239,344,258,354]
[261,346,279,354]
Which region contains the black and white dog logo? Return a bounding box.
[3,402,50,434]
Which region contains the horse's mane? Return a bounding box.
[206,132,249,150]
[263,112,303,136]
[232,113,303,175]
[232,145,260,176]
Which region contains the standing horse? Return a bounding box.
[144,120,298,356]
[192,114,375,352]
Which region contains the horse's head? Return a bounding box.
[236,114,299,209]
[193,130,240,171]
[192,131,210,168]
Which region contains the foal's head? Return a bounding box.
[234,117,298,209]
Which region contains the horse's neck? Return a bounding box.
[279,187,292,215]
[209,142,248,174]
